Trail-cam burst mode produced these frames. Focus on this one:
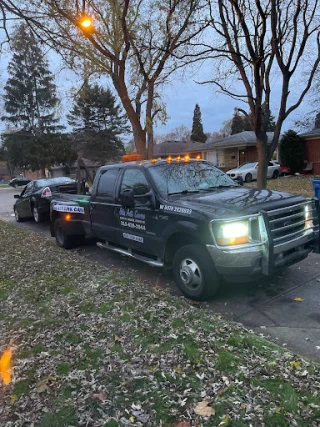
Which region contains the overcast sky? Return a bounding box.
[0,48,312,137]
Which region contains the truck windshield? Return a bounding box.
[149,162,238,196]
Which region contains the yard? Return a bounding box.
[245,174,319,198]
[0,220,320,426]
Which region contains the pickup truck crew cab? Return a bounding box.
[50,159,320,300]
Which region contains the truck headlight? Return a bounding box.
[305,204,313,229]
[216,221,249,246]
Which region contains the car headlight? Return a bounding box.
[215,221,249,246]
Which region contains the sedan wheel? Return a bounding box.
[245,173,252,183]
[272,170,279,179]
[32,206,44,223]
[14,208,22,222]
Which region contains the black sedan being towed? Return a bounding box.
[13,177,78,223]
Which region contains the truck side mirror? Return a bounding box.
[120,189,135,208]
[134,190,156,209]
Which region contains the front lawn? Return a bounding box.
[0,220,319,426]
[245,174,319,198]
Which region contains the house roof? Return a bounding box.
[299,128,320,138]
[153,140,206,156]
[194,131,275,152]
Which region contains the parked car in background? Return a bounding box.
[13,177,78,223]
[280,164,291,175]
[9,177,30,188]
[226,161,282,182]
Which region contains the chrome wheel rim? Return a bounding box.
[179,258,202,290]
[33,207,39,222]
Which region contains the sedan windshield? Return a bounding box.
[149,161,238,197]
[238,162,257,169]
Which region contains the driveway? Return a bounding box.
[1,187,320,362]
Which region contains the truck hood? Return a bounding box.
[172,186,305,218]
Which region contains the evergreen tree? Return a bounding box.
[67,82,129,163]
[1,24,75,173]
[231,105,275,135]
[191,104,207,142]
[280,130,304,174]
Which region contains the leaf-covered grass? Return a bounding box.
[0,219,319,426]
[245,174,319,197]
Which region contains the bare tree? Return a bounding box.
[0,0,207,159]
[202,0,320,188]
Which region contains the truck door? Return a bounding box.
[114,168,159,257]
[90,168,119,241]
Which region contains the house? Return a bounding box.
[50,158,101,181]
[0,161,27,181]
[153,132,275,171]
[300,128,320,175]
[196,131,276,171]
[153,140,206,159]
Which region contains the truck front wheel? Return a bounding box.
[173,244,221,301]
[54,218,80,249]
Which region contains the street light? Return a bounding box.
[78,15,94,34]
[80,16,93,29]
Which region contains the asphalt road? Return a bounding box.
[1,186,320,362]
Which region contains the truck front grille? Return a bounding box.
[266,201,317,246]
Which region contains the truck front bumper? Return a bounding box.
[206,228,318,282]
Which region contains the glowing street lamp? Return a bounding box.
[78,15,94,34]
[80,16,93,29]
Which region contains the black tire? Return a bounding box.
[14,208,23,222]
[172,244,221,301]
[32,205,45,223]
[245,173,252,183]
[272,170,279,179]
[54,218,82,249]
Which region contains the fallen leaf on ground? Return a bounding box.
[219,414,230,426]
[174,421,191,427]
[35,376,56,393]
[294,297,304,302]
[194,401,215,416]
[290,361,301,370]
[114,335,124,343]
[92,393,105,401]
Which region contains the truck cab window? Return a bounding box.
[96,168,119,200]
[120,169,150,206]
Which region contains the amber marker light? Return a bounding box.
[176,156,181,162]
[167,156,172,162]
[151,158,157,163]
[196,155,201,160]
[65,214,71,221]
[184,155,190,161]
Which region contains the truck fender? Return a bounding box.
[161,221,211,265]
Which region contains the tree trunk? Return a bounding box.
[112,70,147,159]
[146,82,154,160]
[256,132,269,189]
